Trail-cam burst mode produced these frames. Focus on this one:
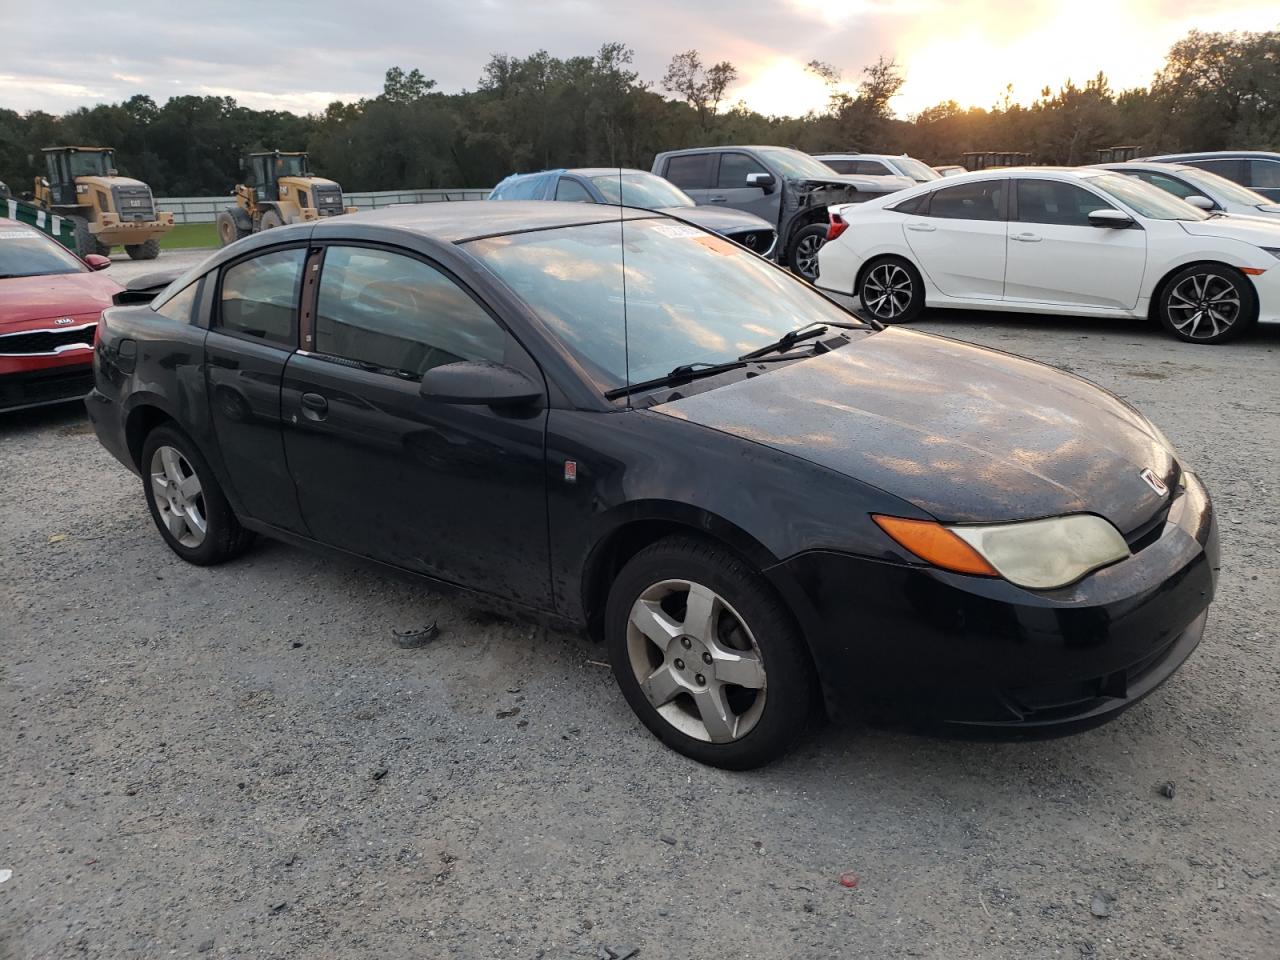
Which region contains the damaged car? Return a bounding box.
[651,145,912,281]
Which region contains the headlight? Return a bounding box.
[874,513,1130,590]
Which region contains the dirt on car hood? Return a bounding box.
[653,327,1176,534]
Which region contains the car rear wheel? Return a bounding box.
[858,256,925,323]
[605,536,817,769]
[787,223,828,282]
[125,239,160,260]
[141,425,254,565]
[1158,265,1257,344]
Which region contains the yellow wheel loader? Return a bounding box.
[32,146,174,259]
[217,151,356,246]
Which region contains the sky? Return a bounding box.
[1,0,1277,119]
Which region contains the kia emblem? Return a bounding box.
[1140,468,1168,496]
[53,317,74,325]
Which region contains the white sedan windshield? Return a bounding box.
[1089,173,1210,221]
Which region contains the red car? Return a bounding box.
[0,218,120,412]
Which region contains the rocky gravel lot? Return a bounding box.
[1,265,1277,959]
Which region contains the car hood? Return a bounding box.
[0,272,121,325]
[1179,215,1280,245]
[658,205,774,234]
[653,328,1175,534]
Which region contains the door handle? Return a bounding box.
[1011,232,1042,242]
[707,195,728,203]
[300,392,328,421]
[906,222,936,232]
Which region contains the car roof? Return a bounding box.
[813,153,907,161]
[321,200,658,243]
[568,167,653,178]
[1094,161,1197,174]
[1146,150,1279,160]
[656,145,791,156]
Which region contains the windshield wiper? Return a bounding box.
[738,320,865,361]
[604,356,801,400]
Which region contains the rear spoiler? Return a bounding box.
[112,269,185,306]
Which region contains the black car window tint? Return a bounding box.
[927,180,1005,221]
[665,154,713,190]
[555,178,594,202]
[1186,158,1245,182]
[1016,180,1115,226]
[218,248,305,346]
[1250,159,1280,189]
[822,159,856,174]
[1133,171,1197,199]
[856,160,891,176]
[314,246,505,377]
[716,152,767,189]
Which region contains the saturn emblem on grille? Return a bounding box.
[1140,467,1168,496]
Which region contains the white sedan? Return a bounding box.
[816,167,1280,343]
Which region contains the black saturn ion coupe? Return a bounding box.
[87,201,1218,769]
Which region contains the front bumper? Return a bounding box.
[769,472,1219,732]
[0,350,95,412]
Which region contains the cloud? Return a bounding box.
[0,0,1276,118]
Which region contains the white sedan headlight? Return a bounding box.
[949,514,1130,590]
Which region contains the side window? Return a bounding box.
[1016,179,1114,226]
[716,152,768,188]
[927,180,1006,221]
[153,280,201,324]
[314,246,505,377]
[218,248,305,346]
[822,159,856,174]
[1249,159,1280,190]
[664,154,714,190]
[499,176,543,200]
[555,178,594,202]
[1185,158,1246,183]
[1131,171,1198,199]
[855,160,892,176]
[891,193,929,215]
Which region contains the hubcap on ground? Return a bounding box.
[1167,273,1240,340]
[149,445,208,548]
[626,579,767,744]
[863,263,913,319]
[794,235,824,280]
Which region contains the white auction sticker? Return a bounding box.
[0,230,36,240]
[651,223,704,239]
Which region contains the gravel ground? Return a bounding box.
[1,293,1277,959]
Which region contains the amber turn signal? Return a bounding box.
[872,515,999,577]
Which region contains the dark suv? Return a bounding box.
[1142,151,1280,202]
[651,146,912,280]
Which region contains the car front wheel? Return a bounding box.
[857,256,925,323]
[605,536,817,769]
[1158,264,1257,344]
[787,223,828,282]
[141,424,254,565]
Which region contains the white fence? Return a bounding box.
[157,187,492,224]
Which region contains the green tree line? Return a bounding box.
[0,29,1275,197]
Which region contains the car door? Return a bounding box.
[661,153,716,205]
[708,151,781,224]
[279,243,551,607]
[204,244,309,533]
[1004,178,1146,310]
[902,178,1008,300]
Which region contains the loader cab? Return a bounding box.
[43,147,115,205]
[245,151,310,201]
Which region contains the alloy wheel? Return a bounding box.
[794,235,824,280]
[149,445,208,548]
[625,579,767,743]
[1167,273,1241,340]
[863,263,914,319]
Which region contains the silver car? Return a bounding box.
[1141,151,1280,202]
[814,153,941,184]
[1096,161,1280,220]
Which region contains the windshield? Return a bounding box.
[273,155,308,177]
[894,157,941,182]
[67,151,113,178]
[0,225,88,278]
[591,173,694,209]
[1088,173,1210,221]
[1183,167,1271,206]
[759,148,842,180]
[467,217,859,392]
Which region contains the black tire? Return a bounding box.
[604,535,818,769]
[786,222,828,282]
[125,238,161,260]
[217,209,249,247]
[260,209,284,231]
[140,424,254,566]
[857,255,926,323]
[1157,264,1257,344]
[92,236,114,257]
[70,216,96,258]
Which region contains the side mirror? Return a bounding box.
[83,253,112,271]
[746,172,776,193]
[1087,209,1135,229]
[1185,195,1215,211]
[419,360,542,407]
